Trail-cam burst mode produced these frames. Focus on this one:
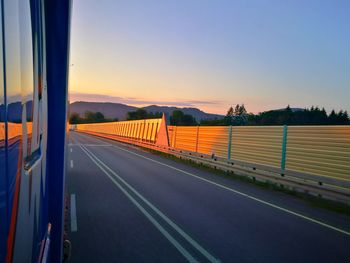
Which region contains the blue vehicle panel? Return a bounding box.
[0,0,71,262]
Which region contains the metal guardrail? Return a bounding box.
[75,118,162,143]
[286,126,350,181]
[169,125,350,183]
[74,121,350,204]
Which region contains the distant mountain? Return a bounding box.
[70,101,137,120]
[69,101,223,121]
[142,105,223,121]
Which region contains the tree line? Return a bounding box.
[69,105,350,126]
[69,109,198,125]
[126,109,162,120]
[69,111,117,124]
[127,109,197,126]
[201,105,350,126]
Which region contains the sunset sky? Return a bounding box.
[69,0,350,115]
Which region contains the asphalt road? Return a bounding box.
[66,131,350,263]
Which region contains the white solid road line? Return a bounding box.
[70,194,78,232]
[109,143,350,237]
[79,144,202,263]
[81,144,221,263]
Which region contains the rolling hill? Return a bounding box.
[70,101,223,121]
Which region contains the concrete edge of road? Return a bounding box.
[71,131,350,238]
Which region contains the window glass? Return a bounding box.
[0,2,7,260]
[0,0,34,261]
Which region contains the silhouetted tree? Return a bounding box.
[127,109,162,120]
[84,111,106,123]
[238,104,247,116]
[220,105,349,126]
[226,106,234,118]
[232,104,248,125]
[127,109,148,120]
[337,110,349,125]
[328,110,337,125]
[69,112,81,124]
[170,110,197,126]
[69,111,120,124]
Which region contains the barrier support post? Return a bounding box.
[195,126,199,152]
[227,126,233,160]
[281,125,288,171]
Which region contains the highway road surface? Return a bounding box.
[66,131,350,263]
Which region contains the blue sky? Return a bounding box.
[69,0,350,114]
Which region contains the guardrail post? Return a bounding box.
[227,125,233,160]
[281,125,288,171]
[173,126,177,148]
[195,126,199,152]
